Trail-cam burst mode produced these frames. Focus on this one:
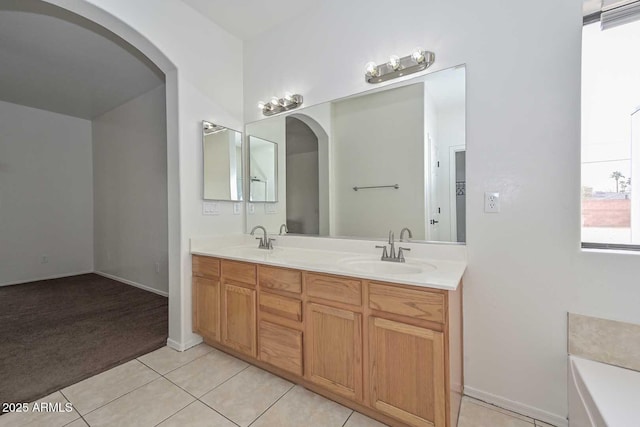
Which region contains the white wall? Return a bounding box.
[244,0,589,425]
[0,100,93,285]
[93,85,168,295]
[332,84,426,240]
[44,0,245,349]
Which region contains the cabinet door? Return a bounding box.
[305,303,362,401]
[369,317,445,427]
[222,282,257,357]
[193,277,220,342]
[259,320,303,376]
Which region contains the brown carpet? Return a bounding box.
[0,273,168,405]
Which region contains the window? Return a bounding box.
[582,4,640,249]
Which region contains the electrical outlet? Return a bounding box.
[484,192,500,213]
[248,203,255,215]
[155,261,160,274]
[202,201,220,215]
[41,255,49,264]
[233,203,241,215]
[265,203,277,214]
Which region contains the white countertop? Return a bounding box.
[190,234,466,291]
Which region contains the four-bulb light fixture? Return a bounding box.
[365,47,435,84]
[258,92,304,116]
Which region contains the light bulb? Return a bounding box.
[270,97,280,106]
[257,101,265,110]
[411,47,425,63]
[284,92,294,102]
[388,55,400,70]
[365,62,379,77]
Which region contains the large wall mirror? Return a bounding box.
[203,121,243,201]
[245,65,466,243]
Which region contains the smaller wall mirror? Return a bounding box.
[249,136,278,202]
[203,121,243,201]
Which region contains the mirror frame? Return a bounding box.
[202,121,244,202]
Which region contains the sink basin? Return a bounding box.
[339,258,435,275]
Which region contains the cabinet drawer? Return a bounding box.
[305,273,362,306]
[192,256,220,278]
[369,282,445,324]
[259,266,302,294]
[259,321,303,376]
[221,259,257,285]
[259,292,302,322]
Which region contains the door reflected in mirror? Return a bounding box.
[245,65,466,243]
[203,121,243,201]
[248,136,278,202]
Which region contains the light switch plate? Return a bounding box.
[202,201,220,215]
[233,203,241,215]
[248,203,255,215]
[484,192,500,213]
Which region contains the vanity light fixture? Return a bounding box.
[257,92,304,116]
[202,121,225,135]
[365,47,435,84]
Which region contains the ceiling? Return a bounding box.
[181,0,318,40]
[0,0,164,120]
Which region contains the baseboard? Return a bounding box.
[464,386,568,427]
[93,271,168,297]
[0,270,94,287]
[167,336,203,352]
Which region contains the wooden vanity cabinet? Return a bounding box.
[192,256,462,427]
[192,256,221,342]
[220,260,257,357]
[257,266,305,376]
[305,302,363,401]
[369,317,446,427]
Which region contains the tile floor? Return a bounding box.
[0,343,558,427]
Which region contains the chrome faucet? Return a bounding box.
[399,227,413,242]
[250,225,274,249]
[375,230,411,263]
[279,224,288,235]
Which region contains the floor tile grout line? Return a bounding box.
[189,364,251,397]
[137,345,216,376]
[58,359,162,419]
[77,376,167,419]
[151,399,206,427]
[160,368,246,427]
[160,363,249,401]
[340,410,355,427]
[196,398,241,427]
[59,389,88,426]
[246,383,296,427]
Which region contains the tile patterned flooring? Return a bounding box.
[0,343,558,427]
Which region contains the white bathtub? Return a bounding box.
[568,355,640,426]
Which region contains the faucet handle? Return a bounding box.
[255,237,265,247]
[397,247,411,262]
[375,245,388,259]
[267,238,276,249]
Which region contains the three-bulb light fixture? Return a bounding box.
[365,47,435,83]
[258,92,304,116]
